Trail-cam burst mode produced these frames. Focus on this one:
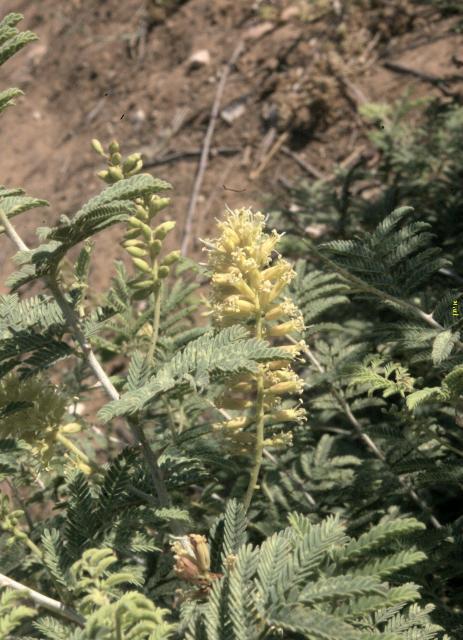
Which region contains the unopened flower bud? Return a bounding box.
[126,246,148,258]
[149,196,171,215]
[158,265,170,278]
[149,239,162,257]
[61,422,81,433]
[122,238,145,248]
[128,217,152,241]
[134,204,149,220]
[123,227,142,240]
[15,530,28,541]
[224,416,253,430]
[154,220,176,240]
[91,139,106,157]
[162,250,181,266]
[128,159,143,175]
[132,257,152,274]
[131,279,155,290]
[122,153,142,173]
[110,152,122,165]
[108,140,120,154]
[107,166,124,181]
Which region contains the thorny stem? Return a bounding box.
[243,315,266,513]
[0,210,170,509]
[290,335,443,529]
[0,572,85,626]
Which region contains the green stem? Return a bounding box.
[1,206,174,525]
[127,415,171,509]
[13,527,42,560]
[243,315,265,513]
[286,335,443,530]
[146,271,161,366]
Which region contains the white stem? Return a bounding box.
[0,573,84,626]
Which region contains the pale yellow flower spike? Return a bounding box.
[203,207,307,512]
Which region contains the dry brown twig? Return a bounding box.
[281,146,327,180]
[181,40,245,256]
[384,60,461,98]
[250,130,289,181]
[194,156,239,250]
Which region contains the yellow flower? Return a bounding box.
[0,373,68,467]
[202,207,307,454]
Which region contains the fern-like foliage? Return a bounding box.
[290,260,350,336]
[9,174,172,286]
[97,325,292,422]
[33,548,176,639]
[180,500,442,639]
[320,206,449,298]
[0,588,36,637]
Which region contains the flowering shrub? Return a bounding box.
[0,11,458,640]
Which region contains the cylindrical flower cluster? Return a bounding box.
[0,373,85,470]
[203,207,307,453]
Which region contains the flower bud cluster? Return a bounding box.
[203,207,307,453]
[0,494,30,547]
[91,138,179,300]
[91,138,143,183]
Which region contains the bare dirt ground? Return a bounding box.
[1,0,462,297]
